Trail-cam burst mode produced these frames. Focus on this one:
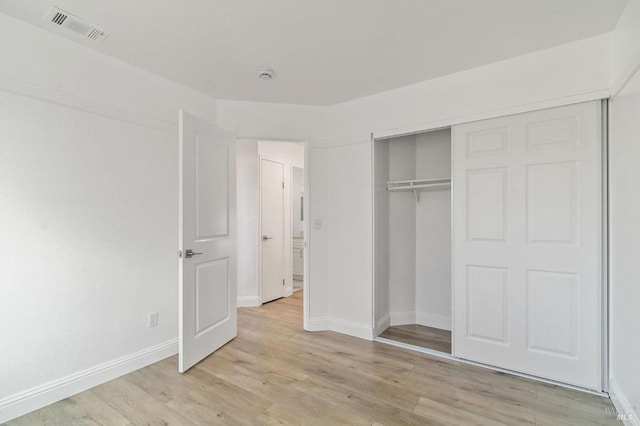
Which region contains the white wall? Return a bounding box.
[328,34,611,140]
[0,13,216,423]
[310,33,612,343]
[306,141,373,339]
[373,141,390,332]
[216,99,327,142]
[307,146,331,323]
[388,137,417,319]
[236,140,260,307]
[414,130,452,330]
[610,0,640,422]
[326,142,373,336]
[610,67,640,424]
[0,14,216,127]
[613,0,640,92]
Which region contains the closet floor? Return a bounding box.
[380,324,451,354]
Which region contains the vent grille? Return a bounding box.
[44,7,110,43]
[87,28,105,41]
[52,12,67,25]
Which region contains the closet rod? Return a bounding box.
[386,177,451,186]
[387,182,451,191]
[386,178,451,202]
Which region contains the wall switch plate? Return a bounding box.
[314,219,322,230]
[148,312,158,328]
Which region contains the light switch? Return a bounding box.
[314,219,322,230]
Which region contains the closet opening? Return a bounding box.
[373,127,452,355]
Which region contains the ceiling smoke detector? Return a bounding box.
[257,67,274,80]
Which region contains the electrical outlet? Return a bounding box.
[148,312,158,328]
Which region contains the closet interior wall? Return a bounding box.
[375,128,452,335]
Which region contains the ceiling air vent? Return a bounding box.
[44,7,110,43]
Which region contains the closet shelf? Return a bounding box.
[386,178,451,202]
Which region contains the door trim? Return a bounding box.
[372,90,610,141]
[601,99,610,393]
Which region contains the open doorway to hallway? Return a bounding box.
[236,139,305,309]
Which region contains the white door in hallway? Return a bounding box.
[261,158,285,303]
[178,110,237,373]
[452,101,602,390]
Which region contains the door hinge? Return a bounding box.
[283,278,285,286]
[282,182,284,189]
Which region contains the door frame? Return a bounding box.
[252,139,307,310]
[370,126,454,343]
[370,99,610,393]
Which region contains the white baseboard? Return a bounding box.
[610,378,640,426]
[390,311,416,326]
[237,296,261,307]
[415,312,452,331]
[305,316,332,331]
[305,316,373,340]
[330,318,374,340]
[374,314,390,337]
[0,338,178,424]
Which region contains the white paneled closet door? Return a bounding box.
[452,101,602,390]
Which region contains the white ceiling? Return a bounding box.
[0,0,628,105]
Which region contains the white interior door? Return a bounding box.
[179,110,236,373]
[452,101,602,390]
[261,158,285,303]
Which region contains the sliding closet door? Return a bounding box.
[452,101,602,390]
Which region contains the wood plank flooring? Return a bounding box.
[5,292,620,425]
[380,324,452,353]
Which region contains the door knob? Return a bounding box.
[185,249,203,258]
[262,236,273,240]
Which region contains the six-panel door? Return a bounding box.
[452,101,602,390]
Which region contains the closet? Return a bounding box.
[373,101,605,392]
[374,128,453,354]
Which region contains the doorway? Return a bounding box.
[236,139,305,307]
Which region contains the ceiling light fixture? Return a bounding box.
[257,67,274,80]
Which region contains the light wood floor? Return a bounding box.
[380,324,452,354]
[5,292,620,425]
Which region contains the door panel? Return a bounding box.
[453,101,602,390]
[195,138,228,239]
[526,161,577,245]
[261,159,285,303]
[195,258,230,335]
[466,168,508,242]
[526,270,578,357]
[179,110,236,373]
[467,265,509,344]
